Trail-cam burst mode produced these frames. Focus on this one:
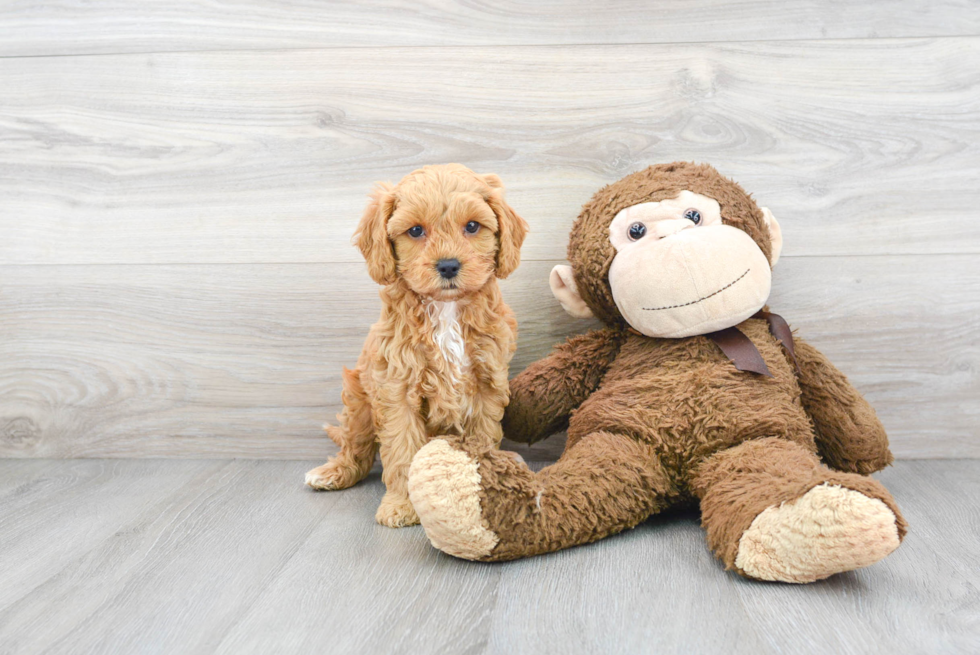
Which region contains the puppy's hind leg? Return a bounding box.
[306,367,377,490]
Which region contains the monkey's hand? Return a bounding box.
[794,337,894,474]
[502,328,625,444]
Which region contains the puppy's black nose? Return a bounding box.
[436,258,461,279]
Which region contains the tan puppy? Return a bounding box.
[305,164,529,527]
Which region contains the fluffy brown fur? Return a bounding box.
[409,163,905,581]
[306,164,528,528]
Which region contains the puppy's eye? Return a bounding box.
[407,225,425,238]
[683,208,702,225]
[464,221,481,235]
[628,223,647,240]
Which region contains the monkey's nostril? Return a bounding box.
[436,258,461,279]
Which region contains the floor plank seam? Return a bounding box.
[3,32,980,61]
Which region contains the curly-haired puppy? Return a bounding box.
[305,164,529,527]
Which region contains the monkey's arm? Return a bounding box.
[502,328,625,444]
[793,337,893,474]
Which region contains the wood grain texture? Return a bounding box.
[0,458,229,641]
[0,459,976,654]
[2,38,979,266]
[1,256,976,460]
[1,1,978,57]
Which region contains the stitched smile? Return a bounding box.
[643,268,751,311]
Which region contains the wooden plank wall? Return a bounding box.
[1,2,978,459]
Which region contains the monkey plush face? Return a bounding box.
[551,162,783,338]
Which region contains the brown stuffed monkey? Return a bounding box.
[407,162,906,583]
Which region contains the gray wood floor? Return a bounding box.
[1,458,976,655]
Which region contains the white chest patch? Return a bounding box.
[425,300,472,384]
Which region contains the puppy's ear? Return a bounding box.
[483,177,528,279]
[353,182,398,285]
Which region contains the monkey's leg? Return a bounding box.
[305,367,378,491]
[690,437,907,583]
[408,432,675,561]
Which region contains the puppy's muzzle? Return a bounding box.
[436,258,461,279]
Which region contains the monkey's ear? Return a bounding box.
[550,265,594,318]
[353,182,398,285]
[486,187,529,279]
[761,207,783,267]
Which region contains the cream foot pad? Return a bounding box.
[408,440,498,560]
[735,483,902,583]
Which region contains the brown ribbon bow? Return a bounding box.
[706,310,800,377]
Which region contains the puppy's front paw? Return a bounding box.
[305,459,359,491]
[375,493,419,528]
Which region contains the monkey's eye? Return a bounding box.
[407,225,425,238]
[464,221,481,234]
[628,223,647,241]
[683,208,702,225]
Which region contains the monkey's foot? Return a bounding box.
[735,483,902,583]
[408,439,499,559]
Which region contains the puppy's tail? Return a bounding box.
[324,424,346,447]
[325,366,370,448]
